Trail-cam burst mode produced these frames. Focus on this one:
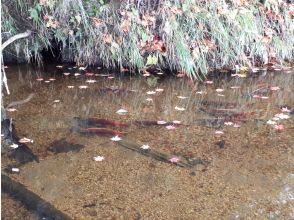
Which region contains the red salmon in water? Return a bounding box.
[79,128,126,137]
[73,117,128,128]
[87,118,129,127]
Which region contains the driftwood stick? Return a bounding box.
[1,174,72,220]
[6,93,35,109]
[1,30,32,95]
[1,30,32,51]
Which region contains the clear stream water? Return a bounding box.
[1,64,293,219]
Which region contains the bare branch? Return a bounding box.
[1,30,32,51]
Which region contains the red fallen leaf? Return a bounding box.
[274,124,284,131]
[19,137,33,143]
[79,128,126,137]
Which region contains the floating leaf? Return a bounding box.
[10,143,19,149]
[175,106,185,111]
[141,145,150,150]
[166,125,176,130]
[157,121,167,125]
[93,156,105,161]
[78,85,88,89]
[116,109,128,115]
[19,137,33,143]
[274,124,284,131]
[267,120,277,125]
[11,168,20,172]
[111,136,122,141]
[275,113,290,119]
[281,107,291,113]
[146,91,156,95]
[86,79,96,83]
[216,89,224,92]
[169,156,180,163]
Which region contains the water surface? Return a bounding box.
[2,64,293,219]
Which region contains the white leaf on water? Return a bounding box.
[267,120,277,125]
[275,113,290,120]
[116,109,128,115]
[146,91,156,95]
[12,168,20,172]
[111,136,122,141]
[141,145,150,150]
[19,137,33,143]
[93,156,105,161]
[175,106,185,111]
[10,143,19,149]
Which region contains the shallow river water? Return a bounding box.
[1,64,294,219]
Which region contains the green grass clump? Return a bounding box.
[2,0,293,80]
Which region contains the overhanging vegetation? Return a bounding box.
[1,0,294,79]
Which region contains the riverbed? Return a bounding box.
[1,64,293,219]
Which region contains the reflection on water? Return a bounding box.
[1,64,293,219]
